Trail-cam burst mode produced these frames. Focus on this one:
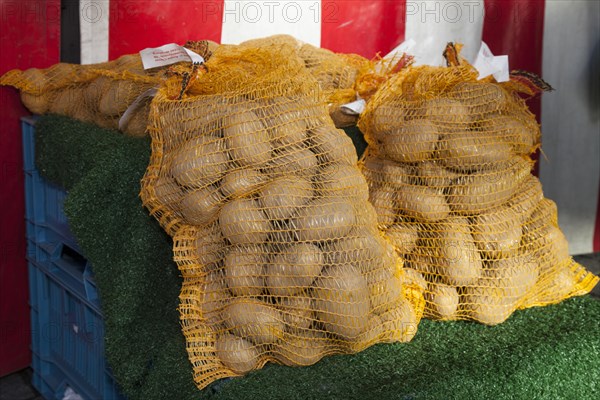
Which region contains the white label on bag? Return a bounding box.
[139,43,204,70]
[118,87,158,130]
[473,42,509,82]
[341,98,366,115]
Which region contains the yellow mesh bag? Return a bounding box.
[297,43,368,128]
[0,40,218,136]
[140,42,424,389]
[358,63,598,325]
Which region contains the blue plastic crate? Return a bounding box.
[22,117,126,400]
[28,261,125,400]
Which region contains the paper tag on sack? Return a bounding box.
[139,43,204,70]
[340,98,366,115]
[473,42,509,82]
[118,87,158,130]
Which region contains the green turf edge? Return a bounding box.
[35,115,600,400]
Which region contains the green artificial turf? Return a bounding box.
[35,115,599,400]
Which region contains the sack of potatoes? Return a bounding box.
[140,42,424,390]
[357,62,599,325]
[0,40,219,137]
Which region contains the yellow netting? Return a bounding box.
[0,41,219,136]
[297,43,369,127]
[140,42,424,389]
[358,63,598,325]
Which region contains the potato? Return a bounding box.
[463,286,516,325]
[264,146,319,178]
[482,255,539,299]
[277,296,313,331]
[479,115,538,155]
[396,184,450,222]
[508,175,544,222]
[447,156,531,214]
[312,265,370,340]
[171,135,229,188]
[369,275,403,314]
[471,206,522,259]
[426,283,459,319]
[385,223,419,254]
[415,161,458,188]
[219,198,270,245]
[449,82,510,115]
[359,154,385,186]
[222,299,284,344]
[259,176,313,220]
[220,168,266,198]
[224,245,266,297]
[416,217,482,286]
[381,159,415,188]
[180,186,224,226]
[425,98,471,129]
[380,299,419,342]
[273,330,329,366]
[21,92,48,114]
[436,131,513,171]
[266,243,323,297]
[371,102,425,132]
[192,223,225,273]
[162,97,227,149]
[317,163,369,202]
[267,220,299,244]
[525,224,569,266]
[325,231,386,274]
[259,100,309,147]
[83,77,111,110]
[380,119,439,163]
[224,110,272,167]
[368,187,397,227]
[152,175,183,211]
[216,334,259,374]
[354,202,380,228]
[99,80,139,116]
[309,126,357,166]
[292,199,356,242]
[49,88,84,116]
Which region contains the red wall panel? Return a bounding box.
[109,0,224,59]
[0,0,60,376]
[321,0,406,57]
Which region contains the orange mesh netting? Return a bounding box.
[297,42,369,127]
[140,42,424,389]
[0,40,218,136]
[358,62,598,325]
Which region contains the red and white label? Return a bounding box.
[139,43,204,70]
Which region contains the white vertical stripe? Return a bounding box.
[540,0,600,255]
[80,0,109,64]
[405,1,484,66]
[220,0,321,46]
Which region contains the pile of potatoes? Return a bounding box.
[2,54,159,137]
[359,80,581,325]
[144,94,421,384]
